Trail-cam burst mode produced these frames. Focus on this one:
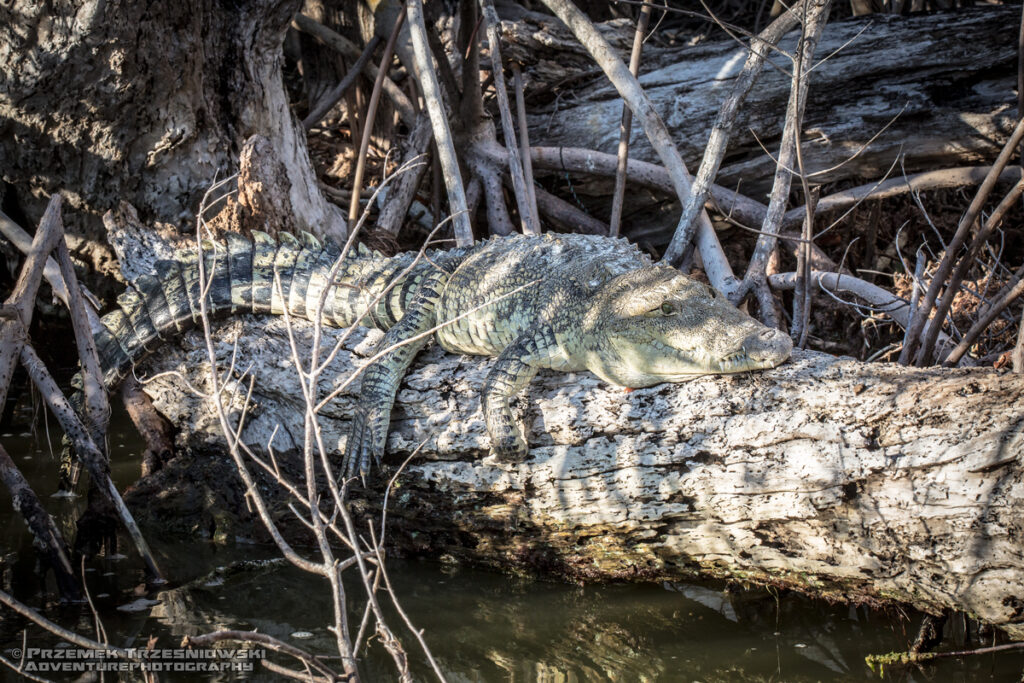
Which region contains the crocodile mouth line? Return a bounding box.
[656,348,782,378]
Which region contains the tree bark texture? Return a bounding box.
[517,7,1019,194]
[0,0,343,241]
[121,287,1024,639]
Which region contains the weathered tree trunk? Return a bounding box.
[0,0,344,246]
[517,6,1019,194]
[123,292,1024,639]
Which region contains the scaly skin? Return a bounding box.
[89,231,792,480]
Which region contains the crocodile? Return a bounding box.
[88,230,792,478]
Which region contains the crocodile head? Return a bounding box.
[579,266,792,388]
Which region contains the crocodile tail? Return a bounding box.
[89,231,430,391]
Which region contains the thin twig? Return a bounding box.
[539,0,739,295]
[792,187,818,347]
[609,0,652,237]
[739,0,830,325]
[663,0,806,262]
[511,62,540,234]
[481,0,539,234]
[903,118,1024,365]
[184,630,340,680]
[349,9,406,224]
[303,36,383,131]
[407,0,473,246]
[293,14,415,125]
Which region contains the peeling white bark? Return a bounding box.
[135,312,1024,639]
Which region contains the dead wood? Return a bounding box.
[122,378,175,478]
[520,7,1020,196]
[537,0,737,298]
[0,0,343,241]
[0,443,81,602]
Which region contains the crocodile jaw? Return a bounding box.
[593,327,792,387]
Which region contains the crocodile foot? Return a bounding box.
[343,403,387,481]
[490,431,529,463]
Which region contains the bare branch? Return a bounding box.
[407,0,474,246]
[609,1,652,237]
[665,0,806,263]
[537,0,738,297]
[481,0,540,234]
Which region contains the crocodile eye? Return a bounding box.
[660,302,676,315]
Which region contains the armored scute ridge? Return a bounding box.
[92,232,793,479]
[93,230,448,387]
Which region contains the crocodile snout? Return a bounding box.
[742,327,793,367]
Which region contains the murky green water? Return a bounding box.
[1,413,1022,682]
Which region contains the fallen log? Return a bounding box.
[125,303,1024,639]
[521,7,1019,194]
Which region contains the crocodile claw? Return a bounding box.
[343,403,388,481]
[490,430,529,463]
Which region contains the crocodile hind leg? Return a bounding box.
[343,267,449,480]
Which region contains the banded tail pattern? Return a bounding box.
[92,231,458,387]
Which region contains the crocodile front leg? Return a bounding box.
[482,331,566,461]
[343,267,449,480]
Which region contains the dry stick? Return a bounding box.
[919,174,1024,364]
[189,245,361,675]
[768,271,953,349]
[476,163,516,236]
[407,0,474,246]
[792,187,818,346]
[0,442,81,601]
[349,8,406,225]
[901,250,927,362]
[484,140,838,263]
[534,184,608,234]
[901,117,1024,365]
[537,0,737,297]
[377,114,434,236]
[609,0,652,238]
[739,0,831,324]
[511,63,540,233]
[1010,10,1024,372]
[292,13,415,126]
[121,378,174,477]
[0,210,71,307]
[481,0,539,235]
[460,0,485,124]
[303,35,382,131]
[281,202,438,676]
[259,660,332,683]
[479,142,770,229]
[790,37,820,347]
[0,196,64,418]
[0,651,54,683]
[0,588,135,659]
[869,640,1024,670]
[782,166,1024,229]
[664,0,806,263]
[18,345,165,582]
[202,175,432,676]
[945,272,1024,367]
[54,237,108,444]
